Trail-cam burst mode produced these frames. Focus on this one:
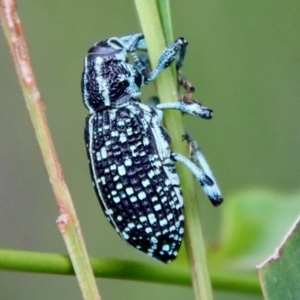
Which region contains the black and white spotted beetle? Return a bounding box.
[81,33,223,263]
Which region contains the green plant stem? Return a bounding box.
[0,248,261,295]
[156,0,173,45]
[134,1,213,300]
[0,1,101,299]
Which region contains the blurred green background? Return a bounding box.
[0,1,299,299]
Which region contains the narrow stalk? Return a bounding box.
[156,0,173,45]
[134,1,213,300]
[0,248,262,295]
[0,1,101,299]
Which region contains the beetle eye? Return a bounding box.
[109,39,123,49]
[88,45,121,57]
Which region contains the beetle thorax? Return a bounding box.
[82,53,142,113]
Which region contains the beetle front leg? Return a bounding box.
[130,37,194,94]
[141,38,188,84]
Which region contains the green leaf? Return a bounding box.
[208,189,300,270]
[257,216,300,300]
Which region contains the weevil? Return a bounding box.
[81,33,222,263]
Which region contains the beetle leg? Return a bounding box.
[171,148,223,206]
[156,96,213,120]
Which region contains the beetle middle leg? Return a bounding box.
[156,97,212,120]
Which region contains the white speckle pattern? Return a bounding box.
[169,225,176,232]
[154,204,162,211]
[140,216,147,223]
[118,165,126,176]
[128,223,135,229]
[167,213,173,220]
[138,191,146,200]
[100,147,107,159]
[148,170,155,178]
[126,187,134,195]
[142,179,150,187]
[122,232,129,239]
[145,227,153,234]
[151,237,158,244]
[96,152,101,161]
[124,158,132,166]
[159,219,167,226]
[110,164,116,170]
[148,213,157,224]
[113,196,120,203]
[162,245,170,251]
[130,196,137,202]
[120,133,127,143]
[143,137,150,146]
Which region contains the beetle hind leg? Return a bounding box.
[171,133,223,206]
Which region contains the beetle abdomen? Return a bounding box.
[85,103,184,262]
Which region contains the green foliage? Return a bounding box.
[209,189,300,271]
[258,217,300,300]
